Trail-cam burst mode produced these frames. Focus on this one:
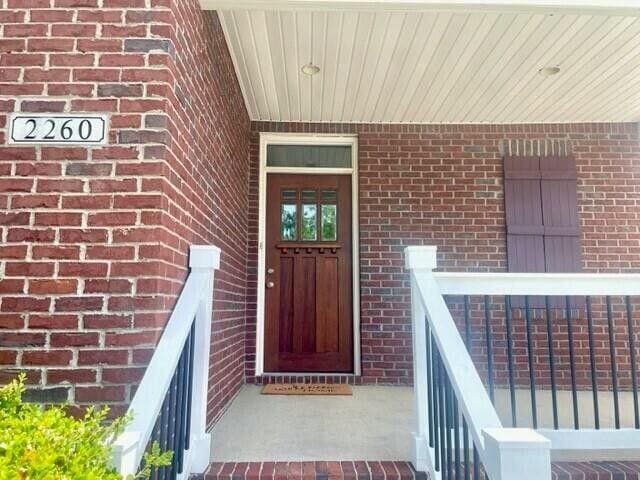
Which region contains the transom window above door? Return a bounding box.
[267,145,352,169]
[280,188,338,242]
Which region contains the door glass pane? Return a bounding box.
[321,204,337,241]
[302,204,317,241]
[281,204,297,240]
[267,145,352,168]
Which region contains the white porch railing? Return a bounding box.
[112,245,220,479]
[407,246,551,480]
[407,245,640,479]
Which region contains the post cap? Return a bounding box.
[189,245,221,270]
[404,246,438,271]
[483,428,551,450]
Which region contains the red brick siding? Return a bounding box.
[247,122,640,386]
[164,4,250,424]
[0,2,249,424]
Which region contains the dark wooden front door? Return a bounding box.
[264,174,353,373]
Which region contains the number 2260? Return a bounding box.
[24,118,94,141]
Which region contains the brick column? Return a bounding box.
[0,0,250,422]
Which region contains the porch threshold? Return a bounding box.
[208,385,413,462]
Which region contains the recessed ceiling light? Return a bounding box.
[539,66,560,77]
[301,63,320,76]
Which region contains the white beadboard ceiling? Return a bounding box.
[216,7,640,123]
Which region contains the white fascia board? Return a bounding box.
[199,0,640,16]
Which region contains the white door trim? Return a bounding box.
[256,132,360,376]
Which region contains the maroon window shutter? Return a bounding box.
[504,144,582,308]
[504,153,545,273]
[539,152,581,273]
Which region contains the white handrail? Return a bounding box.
[112,245,220,478]
[406,246,551,480]
[433,271,640,296]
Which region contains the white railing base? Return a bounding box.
[188,433,212,473]
[169,434,211,480]
[412,433,431,476]
[112,432,141,476]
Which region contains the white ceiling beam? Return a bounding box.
[200,0,640,16]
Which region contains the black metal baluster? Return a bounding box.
[445,378,452,480]
[174,342,187,474]
[464,296,471,348]
[185,322,196,450]
[606,296,621,429]
[586,297,600,429]
[565,296,579,429]
[158,393,170,480]
[426,322,435,447]
[438,353,447,480]
[472,447,479,480]
[626,296,640,429]
[433,347,441,472]
[483,296,495,403]
[545,296,559,429]
[453,395,461,480]
[504,296,517,427]
[462,297,472,479]
[167,371,179,479]
[179,327,193,466]
[150,421,161,480]
[524,296,538,428]
[463,419,470,480]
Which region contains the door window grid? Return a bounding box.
[280,188,338,242]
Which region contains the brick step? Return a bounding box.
[552,461,640,479]
[196,461,640,480]
[200,462,425,480]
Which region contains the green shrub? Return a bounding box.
[0,374,172,480]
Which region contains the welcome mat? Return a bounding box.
[261,383,352,396]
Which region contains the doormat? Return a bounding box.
[261,383,352,396]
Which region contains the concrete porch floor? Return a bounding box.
[209,385,413,462]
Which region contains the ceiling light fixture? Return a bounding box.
[538,66,561,77]
[301,63,320,76]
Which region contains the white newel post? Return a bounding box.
[187,245,220,473]
[405,246,438,475]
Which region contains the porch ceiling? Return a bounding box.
[206,2,640,124]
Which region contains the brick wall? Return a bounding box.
[1,0,638,419]
[0,1,249,424]
[247,122,640,386]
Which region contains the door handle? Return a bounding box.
[267,268,275,274]
[266,281,275,289]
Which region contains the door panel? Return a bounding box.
[265,174,353,373]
